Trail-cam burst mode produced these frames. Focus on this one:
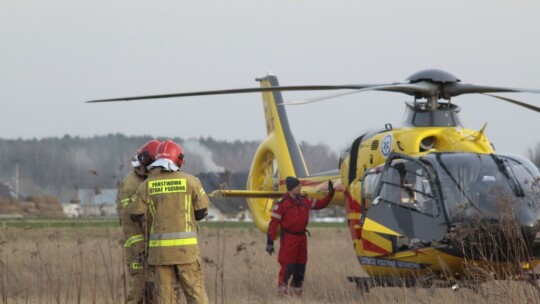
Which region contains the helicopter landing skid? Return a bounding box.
[346,275,480,298]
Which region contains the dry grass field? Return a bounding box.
[1,222,539,303]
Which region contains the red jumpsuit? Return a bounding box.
[267,193,332,295]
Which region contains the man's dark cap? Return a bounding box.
[285,176,301,191]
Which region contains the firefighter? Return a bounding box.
[266,176,334,296]
[131,139,210,304]
[117,139,161,304]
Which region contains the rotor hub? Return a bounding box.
[407,69,461,84]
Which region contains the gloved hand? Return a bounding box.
[266,235,275,255]
[328,180,335,197]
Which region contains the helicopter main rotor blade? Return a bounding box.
[483,94,540,113]
[444,83,540,97]
[283,82,439,105]
[86,85,376,103]
[86,81,440,104]
[85,68,540,116]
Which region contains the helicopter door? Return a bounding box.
[363,154,448,244]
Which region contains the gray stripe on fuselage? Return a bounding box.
[265,75,308,177]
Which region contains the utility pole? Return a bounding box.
[12,160,22,201]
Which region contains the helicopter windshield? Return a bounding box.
[428,153,540,223]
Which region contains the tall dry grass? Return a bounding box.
[0,224,539,303]
[0,225,124,303]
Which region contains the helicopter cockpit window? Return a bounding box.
[377,159,438,216]
[429,153,540,222]
[361,169,381,211]
[497,154,540,200]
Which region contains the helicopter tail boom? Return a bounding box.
[245,74,310,232]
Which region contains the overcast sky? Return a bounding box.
[2,0,540,158]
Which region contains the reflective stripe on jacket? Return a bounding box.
[124,234,145,247]
[148,232,198,247]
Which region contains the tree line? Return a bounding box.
[0,134,338,202]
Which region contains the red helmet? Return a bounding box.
[132,140,161,167]
[155,139,185,167]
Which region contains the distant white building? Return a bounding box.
[63,203,81,218]
[207,205,224,221]
[69,188,118,218]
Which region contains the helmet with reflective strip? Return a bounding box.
[131,140,161,168]
[155,139,185,167]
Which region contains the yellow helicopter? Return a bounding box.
[88,69,540,291]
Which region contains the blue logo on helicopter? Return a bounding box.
[381,134,393,158]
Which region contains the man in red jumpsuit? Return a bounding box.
[266,176,334,296]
